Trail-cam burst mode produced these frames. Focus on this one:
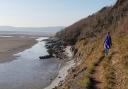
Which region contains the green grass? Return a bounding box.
[80,72,91,89]
[78,62,95,89]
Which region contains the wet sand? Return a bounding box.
[0,36,37,62]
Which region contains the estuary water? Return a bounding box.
[0,37,60,89]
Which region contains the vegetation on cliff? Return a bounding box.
[56,0,128,44]
[55,0,128,89]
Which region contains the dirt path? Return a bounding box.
[90,55,105,89]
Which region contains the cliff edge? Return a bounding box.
[55,0,128,89]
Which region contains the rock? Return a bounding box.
[58,80,63,86]
[39,55,54,59]
[50,78,53,81]
[52,86,57,89]
[58,76,61,78]
[44,37,71,60]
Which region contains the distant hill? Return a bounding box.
[0,26,64,36]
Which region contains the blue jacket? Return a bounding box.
[104,34,112,49]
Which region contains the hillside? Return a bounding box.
[55,0,128,89]
[56,0,128,44]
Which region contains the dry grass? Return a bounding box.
[103,58,115,89]
[57,35,128,89]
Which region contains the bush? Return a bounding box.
[47,48,54,56]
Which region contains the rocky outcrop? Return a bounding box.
[44,37,69,60]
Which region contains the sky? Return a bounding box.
[0,0,116,27]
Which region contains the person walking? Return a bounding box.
[104,32,112,56]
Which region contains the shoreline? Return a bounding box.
[0,36,75,89]
[0,36,37,63]
[44,60,75,89]
[0,37,62,89]
[44,46,75,89]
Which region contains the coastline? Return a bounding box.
[0,36,37,63]
[0,36,62,89]
[44,46,75,89]
[44,60,75,89]
[0,36,75,89]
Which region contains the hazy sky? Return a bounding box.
[0,0,116,27]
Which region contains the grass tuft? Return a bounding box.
[122,55,128,69]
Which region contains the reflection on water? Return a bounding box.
[0,37,59,89]
[0,36,13,37]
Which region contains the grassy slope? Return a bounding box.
[56,0,128,89]
[57,34,128,89]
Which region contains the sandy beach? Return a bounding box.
[0,36,37,62]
